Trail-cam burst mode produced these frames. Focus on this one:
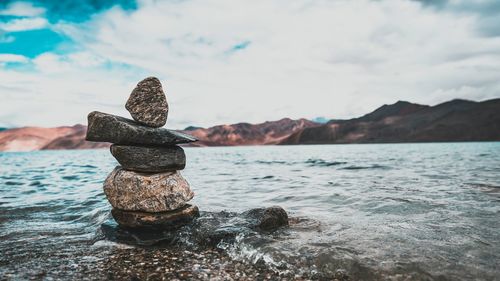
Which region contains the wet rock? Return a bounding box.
[101,207,290,248]
[242,206,289,231]
[112,204,199,229]
[111,144,186,173]
[125,77,169,128]
[100,222,176,246]
[101,207,290,247]
[103,167,194,212]
[85,111,196,146]
[186,210,242,247]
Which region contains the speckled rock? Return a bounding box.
[85,111,196,145]
[111,204,199,229]
[125,77,168,128]
[103,167,194,212]
[110,145,186,173]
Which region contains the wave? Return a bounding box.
[305,158,347,167]
[340,164,389,170]
[252,175,275,180]
[4,181,24,186]
[255,160,290,165]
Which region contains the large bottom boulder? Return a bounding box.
[103,167,194,212]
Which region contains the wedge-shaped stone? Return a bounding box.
[85,111,196,145]
[111,144,186,172]
[126,77,169,128]
[103,167,194,212]
[111,204,199,229]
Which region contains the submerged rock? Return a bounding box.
[125,77,169,128]
[101,206,289,247]
[85,111,196,146]
[242,206,289,231]
[110,144,186,173]
[112,204,199,229]
[103,167,194,212]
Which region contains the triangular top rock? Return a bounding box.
[126,77,169,128]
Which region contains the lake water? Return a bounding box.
[1,143,499,280]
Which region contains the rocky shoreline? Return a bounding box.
[90,247,285,281]
[92,207,299,280]
[0,208,307,281]
[0,247,284,280]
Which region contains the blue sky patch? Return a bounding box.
[0,0,137,23]
[0,29,69,58]
[0,0,138,59]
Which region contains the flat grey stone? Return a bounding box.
[111,204,200,229]
[103,167,194,212]
[111,144,186,172]
[85,111,196,145]
[126,77,168,128]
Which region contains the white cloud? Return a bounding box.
[1,0,500,128]
[0,53,139,128]
[0,17,48,32]
[0,1,46,17]
[0,54,28,63]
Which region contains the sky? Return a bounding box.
[0,0,499,129]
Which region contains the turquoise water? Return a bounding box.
[1,143,499,279]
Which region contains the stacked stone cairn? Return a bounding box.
[85,77,199,229]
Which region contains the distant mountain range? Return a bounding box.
[0,125,109,152]
[281,98,500,144]
[0,118,316,151]
[0,98,499,152]
[185,118,317,146]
